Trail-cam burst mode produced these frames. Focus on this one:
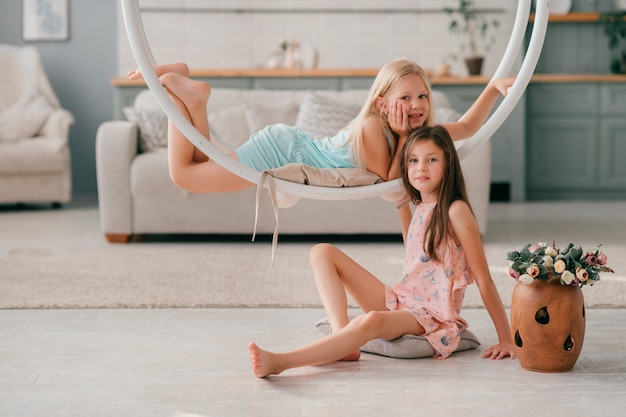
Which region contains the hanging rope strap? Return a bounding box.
[253,171,281,267]
[253,164,385,265]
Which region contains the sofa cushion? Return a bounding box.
[208,105,250,148]
[295,91,362,139]
[245,101,299,136]
[124,90,169,152]
[434,107,462,124]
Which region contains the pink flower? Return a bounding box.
[597,253,607,265]
[585,254,597,266]
[576,267,589,282]
[508,266,520,279]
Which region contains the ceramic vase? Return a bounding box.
[510,279,586,372]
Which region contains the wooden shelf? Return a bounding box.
[529,12,600,23]
[111,71,626,86]
[529,11,626,23]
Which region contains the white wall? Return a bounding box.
[117,0,517,77]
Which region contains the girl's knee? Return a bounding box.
[352,311,386,336]
[309,243,339,265]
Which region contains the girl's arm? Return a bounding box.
[396,201,412,245]
[361,116,407,181]
[362,102,410,181]
[448,201,515,360]
[442,77,514,141]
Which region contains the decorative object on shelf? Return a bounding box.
[600,11,626,74]
[507,242,614,372]
[444,0,500,76]
[546,0,572,15]
[280,39,301,69]
[266,38,318,70]
[436,53,457,77]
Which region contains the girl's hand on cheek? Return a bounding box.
[388,101,410,137]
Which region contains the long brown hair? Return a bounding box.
[400,125,473,262]
[346,58,434,170]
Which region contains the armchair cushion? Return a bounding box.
[0,93,55,143]
[0,44,62,143]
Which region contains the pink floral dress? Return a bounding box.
[385,201,474,358]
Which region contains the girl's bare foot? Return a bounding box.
[249,342,283,378]
[159,73,212,111]
[127,62,190,80]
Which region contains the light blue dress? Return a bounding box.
[234,124,355,171]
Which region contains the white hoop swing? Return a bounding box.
[121,0,549,202]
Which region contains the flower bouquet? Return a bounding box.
[507,242,614,287]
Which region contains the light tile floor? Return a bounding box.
[1,197,626,417]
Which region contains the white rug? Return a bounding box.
[2,241,624,309]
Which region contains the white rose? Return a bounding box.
[542,255,554,268]
[519,274,535,285]
[545,246,558,257]
[561,270,575,285]
[554,259,567,273]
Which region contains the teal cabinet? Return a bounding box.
[600,118,626,188]
[527,83,626,199]
[437,85,526,201]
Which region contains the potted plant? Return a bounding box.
[444,0,500,76]
[600,11,626,74]
[507,241,614,372]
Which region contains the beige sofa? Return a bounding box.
[0,45,73,206]
[96,87,490,243]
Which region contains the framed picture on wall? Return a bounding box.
[22,0,70,42]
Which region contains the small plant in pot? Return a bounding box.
[444,0,500,76]
[600,11,626,74]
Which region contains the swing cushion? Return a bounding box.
[315,317,481,359]
[269,163,383,188]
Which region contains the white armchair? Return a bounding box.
[0,44,74,206]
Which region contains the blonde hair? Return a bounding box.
[345,58,434,171]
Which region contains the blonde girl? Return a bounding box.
[248,125,515,378]
[128,59,512,193]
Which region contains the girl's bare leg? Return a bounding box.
[309,243,389,360]
[249,310,424,378]
[158,72,254,193]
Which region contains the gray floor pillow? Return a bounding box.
[315,317,481,359]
